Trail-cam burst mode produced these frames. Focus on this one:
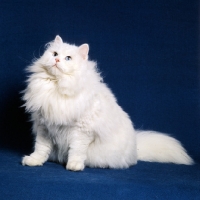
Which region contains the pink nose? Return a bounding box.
[55,58,60,62]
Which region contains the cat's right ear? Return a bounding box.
[54,35,63,44]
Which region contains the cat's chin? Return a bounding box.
[47,66,63,78]
[57,78,81,97]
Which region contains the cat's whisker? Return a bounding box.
[32,51,39,61]
[18,56,31,64]
[38,45,44,57]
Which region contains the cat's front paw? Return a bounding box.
[22,155,43,167]
[66,161,85,171]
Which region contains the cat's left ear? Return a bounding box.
[79,44,89,60]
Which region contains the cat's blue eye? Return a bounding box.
[53,52,58,56]
[65,56,72,61]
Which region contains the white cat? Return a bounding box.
[22,36,194,171]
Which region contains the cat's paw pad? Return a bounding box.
[66,161,84,171]
[22,156,43,167]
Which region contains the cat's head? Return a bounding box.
[29,36,100,96]
[39,35,89,77]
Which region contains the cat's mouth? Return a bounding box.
[51,63,64,75]
[53,64,62,72]
[53,63,59,68]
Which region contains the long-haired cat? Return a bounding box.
[22,36,194,171]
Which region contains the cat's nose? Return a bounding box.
[55,58,60,62]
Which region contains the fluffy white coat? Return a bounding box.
[22,36,194,171]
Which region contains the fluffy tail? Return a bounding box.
[136,131,194,165]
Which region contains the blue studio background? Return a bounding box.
[0,0,199,199]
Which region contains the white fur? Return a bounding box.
[22,36,194,171]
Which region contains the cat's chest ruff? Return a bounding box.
[26,78,91,125]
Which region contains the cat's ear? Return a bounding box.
[79,44,89,60]
[54,35,63,44]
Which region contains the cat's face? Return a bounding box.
[39,36,89,77]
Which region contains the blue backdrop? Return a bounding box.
[0,1,199,199]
